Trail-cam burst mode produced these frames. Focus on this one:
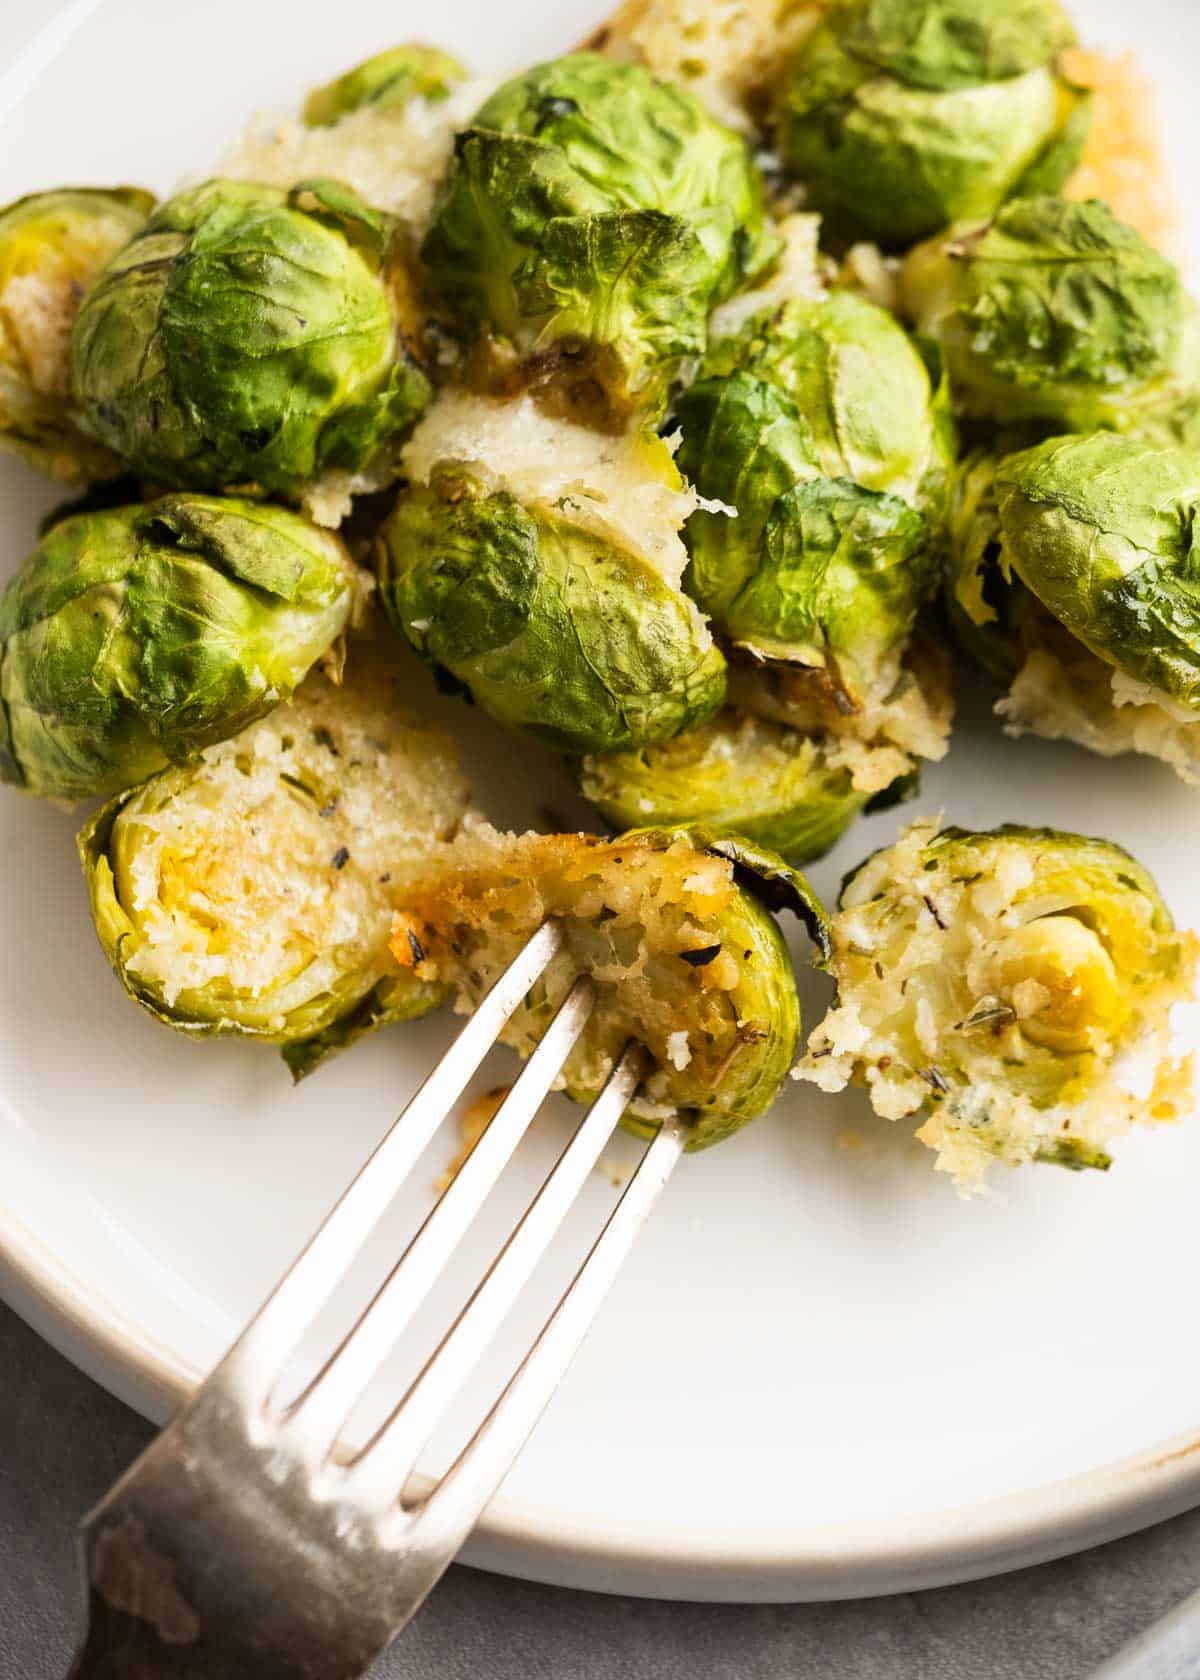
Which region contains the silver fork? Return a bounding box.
[68,920,687,1679]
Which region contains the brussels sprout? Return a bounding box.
[796,820,1196,1189]
[774,0,1090,248]
[674,289,951,700]
[377,390,728,753]
[421,52,779,421]
[0,494,358,800]
[577,688,938,864]
[392,824,829,1149]
[580,709,872,863]
[947,434,1200,780]
[79,634,469,1075]
[71,179,431,499]
[901,197,1199,431]
[303,43,466,126]
[0,187,154,480]
[998,433,1200,709]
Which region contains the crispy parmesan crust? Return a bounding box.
[728,639,954,796]
[1000,645,1200,786]
[584,0,823,130]
[1062,48,1179,255]
[390,825,798,1143]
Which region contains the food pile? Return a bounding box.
[2,2,1197,1190]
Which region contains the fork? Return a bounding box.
[68,919,687,1679]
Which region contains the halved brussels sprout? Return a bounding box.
[391,825,829,1149]
[774,0,1090,248]
[0,494,359,800]
[796,821,1196,1189]
[576,657,947,866]
[421,52,779,421]
[303,43,466,126]
[948,432,1200,780]
[0,187,154,480]
[900,196,1199,431]
[375,390,726,753]
[71,179,431,503]
[674,288,951,703]
[79,634,470,1076]
[579,709,876,864]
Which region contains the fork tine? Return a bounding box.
[219,920,565,1406]
[337,1042,648,1508]
[277,974,597,1467]
[409,1113,688,1562]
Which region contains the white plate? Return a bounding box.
[3,0,1200,1606]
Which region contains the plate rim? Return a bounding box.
[5,0,1200,1608]
[5,1189,1200,1601]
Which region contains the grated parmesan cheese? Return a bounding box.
[401,389,716,587]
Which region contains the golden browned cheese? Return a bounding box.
[1060,49,1177,253]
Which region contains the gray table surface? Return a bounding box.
[1,1305,1197,1680]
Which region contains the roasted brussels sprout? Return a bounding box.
[580,709,875,863]
[0,494,358,800]
[0,187,154,480]
[303,43,466,126]
[577,663,948,865]
[376,390,727,753]
[392,825,829,1149]
[901,196,1199,431]
[79,634,470,1076]
[796,821,1196,1189]
[71,179,431,504]
[774,0,1090,248]
[674,288,951,701]
[421,52,778,420]
[948,433,1200,782]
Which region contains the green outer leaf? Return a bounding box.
[776,17,1085,248]
[376,476,727,753]
[995,432,1200,710]
[0,186,155,479]
[579,707,875,867]
[836,0,1077,92]
[421,52,778,411]
[902,197,1191,430]
[303,43,466,126]
[79,789,444,1064]
[0,494,355,799]
[609,825,828,1147]
[677,293,947,681]
[71,179,429,495]
[720,477,930,673]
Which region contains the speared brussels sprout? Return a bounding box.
[948,433,1200,781]
[796,821,1196,1190]
[674,287,952,706]
[376,391,727,754]
[71,178,431,502]
[774,0,1091,249]
[392,824,830,1149]
[303,43,466,126]
[79,633,470,1077]
[421,52,779,421]
[0,187,154,480]
[0,494,359,801]
[901,196,1200,431]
